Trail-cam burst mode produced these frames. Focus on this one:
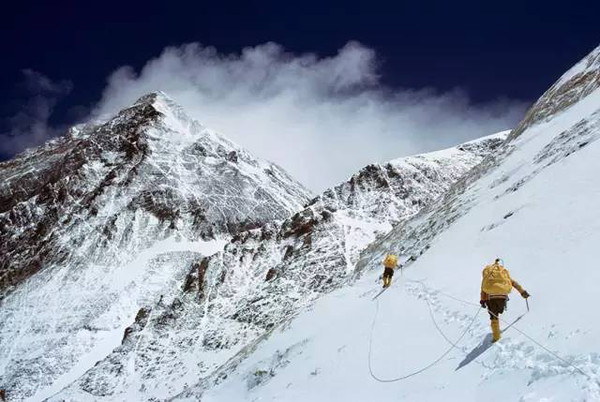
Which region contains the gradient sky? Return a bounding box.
[1,0,598,189]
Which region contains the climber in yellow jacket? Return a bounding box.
[480,258,530,342]
[382,254,400,288]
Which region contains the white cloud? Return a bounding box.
[94,41,527,192]
[0,70,73,155]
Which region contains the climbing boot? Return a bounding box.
[491,319,501,342]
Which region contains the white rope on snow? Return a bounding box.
[367,289,482,383]
[368,276,596,384]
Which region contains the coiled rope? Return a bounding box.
[367,293,482,382]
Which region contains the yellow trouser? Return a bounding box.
[491,319,501,342]
[383,275,392,287]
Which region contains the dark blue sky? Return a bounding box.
[1,0,598,160]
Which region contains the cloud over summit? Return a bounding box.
[93,41,527,192]
[4,42,528,192]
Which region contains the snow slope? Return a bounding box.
[47,131,505,400]
[5,43,599,402]
[191,46,600,401]
[0,93,311,401]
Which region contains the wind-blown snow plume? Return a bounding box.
[93,42,528,192]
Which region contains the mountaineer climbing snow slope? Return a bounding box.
[1,43,599,401]
[40,124,505,402]
[196,45,600,401]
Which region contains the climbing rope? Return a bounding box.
[431,289,595,381]
[368,275,596,384]
[367,291,482,383]
[424,297,473,354]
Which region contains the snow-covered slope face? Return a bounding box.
[49,133,505,401]
[311,133,506,228]
[510,45,600,140]
[0,93,311,401]
[199,46,600,401]
[294,132,507,266]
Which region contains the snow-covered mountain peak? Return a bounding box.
[308,132,507,224]
[133,90,172,106]
[0,93,313,400]
[123,91,287,180]
[390,131,509,165]
[132,91,204,139]
[0,91,312,294]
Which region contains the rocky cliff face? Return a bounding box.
[0,92,311,401]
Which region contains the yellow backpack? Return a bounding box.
[482,264,512,295]
[383,254,398,268]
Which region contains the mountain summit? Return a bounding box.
[0,92,311,400]
[0,92,310,294]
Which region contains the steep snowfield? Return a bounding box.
[48,133,504,401]
[0,93,311,401]
[4,42,598,402]
[190,48,600,401]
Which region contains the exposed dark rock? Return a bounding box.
[265,268,278,281]
[122,307,151,343]
[227,151,239,163]
[283,245,294,261]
